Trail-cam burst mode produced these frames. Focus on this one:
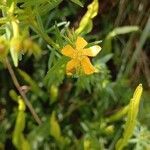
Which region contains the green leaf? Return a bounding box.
[9,89,18,102]
[98,53,114,64]
[115,84,143,150]
[108,26,139,38]
[106,106,129,123]
[20,0,63,15]
[102,26,139,54]
[28,120,50,150]
[17,69,45,98]
[70,0,83,7]
[54,22,64,47]
[44,56,69,87]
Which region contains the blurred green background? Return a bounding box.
[0,0,150,149]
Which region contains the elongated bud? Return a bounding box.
[49,85,58,103]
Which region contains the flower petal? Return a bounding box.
[81,57,96,75]
[61,45,75,58]
[75,37,88,50]
[66,59,78,75]
[83,45,101,57]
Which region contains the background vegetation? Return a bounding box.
[0,0,150,149]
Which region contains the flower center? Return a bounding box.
[0,44,5,53]
[74,49,84,60]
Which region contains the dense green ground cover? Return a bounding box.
[0,0,150,149]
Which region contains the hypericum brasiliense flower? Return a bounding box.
[61,36,101,75]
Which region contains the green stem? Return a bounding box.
[106,106,129,123]
[31,21,59,50]
[5,58,42,125]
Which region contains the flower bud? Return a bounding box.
[10,36,23,67]
[23,38,33,52]
[49,85,58,103]
[0,37,9,62]
[23,38,41,58]
[10,37,23,52]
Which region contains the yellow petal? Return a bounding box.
[81,57,96,75]
[61,45,75,58]
[75,37,88,50]
[66,59,78,75]
[83,45,101,57]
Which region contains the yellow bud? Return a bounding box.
[23,38,41,58]
[104,125,114,135]
[10,36,23,67]
[84,139,91,150]
[10,37,23,52]
[0,37,9,61]
[32,42,41,58]
[23,38,33,51]
[18,97,26,111]
[49,85,58,103]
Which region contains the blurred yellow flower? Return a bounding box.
[61,36,101,75]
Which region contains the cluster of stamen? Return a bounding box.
[73,49,84,61]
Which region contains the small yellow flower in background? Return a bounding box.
[61,36,101,75]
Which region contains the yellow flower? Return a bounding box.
[61,36,101,75]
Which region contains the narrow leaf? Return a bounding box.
[70,0,83,7]
[17,69,45,98]
[102,26,139,54]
